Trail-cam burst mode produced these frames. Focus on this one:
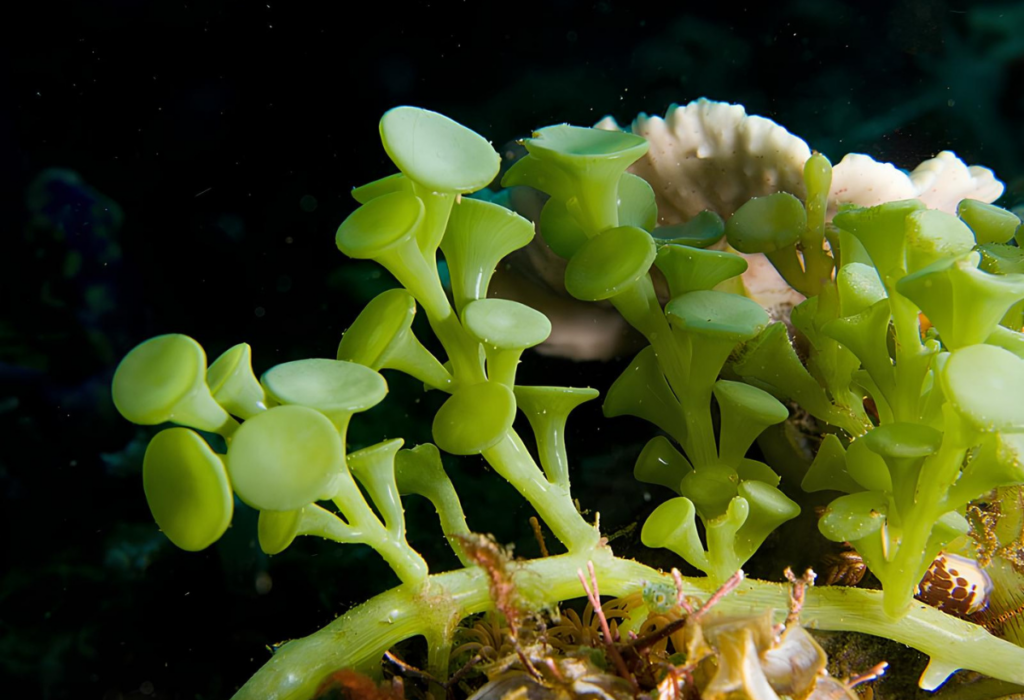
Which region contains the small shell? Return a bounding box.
[916,552,994,617]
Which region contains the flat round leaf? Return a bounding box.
[463,298,551,350]
[656,245,747,297]
[351,172,413,204]
[837,262,886,317]
[714,379,789,425]
[819,491,888,543]
[618,172,658,231]
[227,405,344,511]
[206,343,269,420]
[738,480,800,521]
[336,190,423,259]
[959,199,1021,245]
[113,334,206,425]
[143,428,233,551]
[433,381,516,455]
[725,192,805,254]
[380,107,499,194]
[337,288,416,368]
[651,211,725,248]
[943,344,1024,433]
[539,197,588,259]
[526,124,648,166]
[862,422,942,459]
[680,466,739,518]
[262,358,387,415]
[564,225,656,301]
[666,290,770,342]
[641,496,698,549]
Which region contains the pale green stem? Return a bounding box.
[232,545,1024,700]
[482,431,599,551]
[888,290,929,423]
[486,347,521,388]
[574,178,620,237]
[331,471,429,586]
[426,310,487,386]
[766,247,809,296]
[879,439,967,618]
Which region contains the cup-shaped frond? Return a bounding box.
[464,299,552,387]
[347,438,405,536]
[633,435,692,494]
[351,172,414,205]
[641,496,711,573]
[394,443,471,564]
[441,198,534,312]
[564,225,657,302]
[821,299,895,402]
[701,497,751,582]
[618,172,658,232]
[603,345,687,444]
[514,385,598,488]
[988,325,1024,358]
[801,433,862,494]
[113,334,235,434]
[667,290,770,346]
[258,503,356,555]
[336,288,452,391]
[731,323,865,435]
[502,153,574,201]
[227,405,344,511]
[432,381,516,456]
[713,380,789,467]
[904,209,976,274]
[207,343,272,420]
[463,298,551,351]
[834,226,874,269]
[379,106,500,196]
[943,344,1024,433]
[845,436,892,493]
[680,466,740,520]
[733,480,801,563]
[522,124,649,181]
[667,291,770,397]
[836,262,886,318]
[948,432,1024,507]
[724,193,805,255]
[958,199,1020,245]
[261,358,387,432]
[861,422,942,512]
[143,427,233,552]
[337,190,423,260]
[818,490,889,543]
[506,125,649,234]
[539,196,589,259]
[651,211,725,249]
[737,459,781,487]
[897,252,1024,350]
[655,245,748,298]
[978,243,1024,276]
[833,200,925,280]
[336,191,446,314]
[538,173,657,260]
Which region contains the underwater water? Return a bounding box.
[3,1,1024,698]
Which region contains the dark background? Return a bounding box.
[2,1,1024,698]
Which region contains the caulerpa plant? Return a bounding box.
[718,158,1024,621]
[111,107,1024,699]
